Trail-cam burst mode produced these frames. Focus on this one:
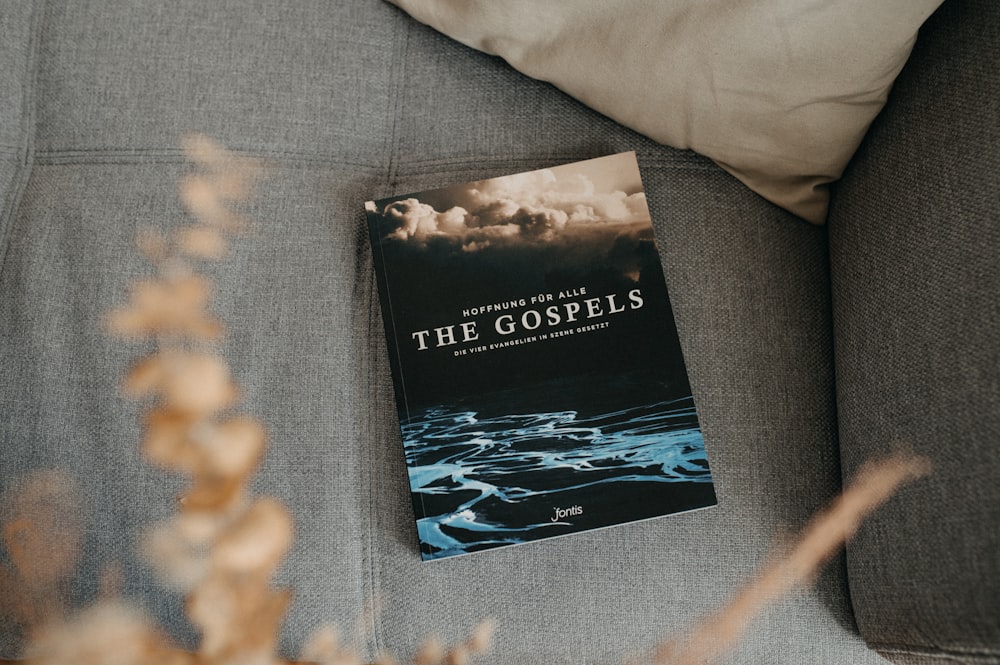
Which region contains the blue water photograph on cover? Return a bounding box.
[366,152,715,561]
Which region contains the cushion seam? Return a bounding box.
[32,148,384,170]
[873,642,1000,661]
[28,150,717,174]
[362,8,412,662]
[0,0,43,282]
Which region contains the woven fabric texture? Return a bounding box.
[829,1,1000,662]
[2,1,993,664]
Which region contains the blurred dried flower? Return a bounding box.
[654,453,931,665]
[25,602,185,665]
[110,133,295,665]
[181,134,263,199]
[411,636,446,665]
[144,512,219,592]
[157,352,237,415]
[136,227,170,263]
[465,620,494,655]
[300,626,362,665]
[177,225,228,260]
[6,135,496,665]
[187,575,290,665]
[179,133,262,232]
[141,409,205,474]
[109,276,222,341]
[402,620,494,665]
[0,470,84,639]
[202,418,267,478]
[179,175,246,232]
[211,498,294,577]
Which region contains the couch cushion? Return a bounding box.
[829,1,1000,662]
[3,1,886,663]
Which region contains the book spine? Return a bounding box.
[365,206,428,527]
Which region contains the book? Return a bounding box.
[365,152,716,561]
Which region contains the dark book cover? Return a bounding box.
[366,152,716,561]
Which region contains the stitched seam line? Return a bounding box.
[392,152,717,173]
[361,9,411,662]
[0,0,43,281]
[27,150,714,173]
[33,147,383,170]
[32,147,716,173]
[874,643,1000,662]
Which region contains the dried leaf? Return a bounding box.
[25,601,183,665]
[187,575,290,662]
[202,417,266,479]
[159,352,237,415]
[211,167,261,202]
[466,619,495,654]
[143,511,226,591]
[131,356,232,416]
[412,635,445,665]
[300,626,343,664]
[176,225,228,259]
[180,475,246,513]
[181,133,263,202]
[445,644,468,665]
[174,510,226,543]
[124,355,168,398]
[377,651,400,665]
[143,408,197,471]
[180,175,246,230]
[136,227,169,263]
[109,275,223,340]
[211,498,293,576]
[181,133,229,169]
[1,470,83,589]
[242,587,292,660]
[0,471,85,638]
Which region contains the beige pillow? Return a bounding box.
[386,0,942,224]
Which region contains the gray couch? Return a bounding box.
[1,1,997,663]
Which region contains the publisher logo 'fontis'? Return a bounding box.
[552,505,584,522]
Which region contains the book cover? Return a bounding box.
[366,152,716,561]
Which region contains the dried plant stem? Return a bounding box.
[107,135,295,665]
[0,471,83,646]
[654,453,931,665]
[2,135,495,665]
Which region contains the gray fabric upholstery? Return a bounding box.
[0,1,993,664]
[0,1,34,268]
[829,1,1000,663]
[369,160,869,662]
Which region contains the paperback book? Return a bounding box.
[365,152,716,561]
